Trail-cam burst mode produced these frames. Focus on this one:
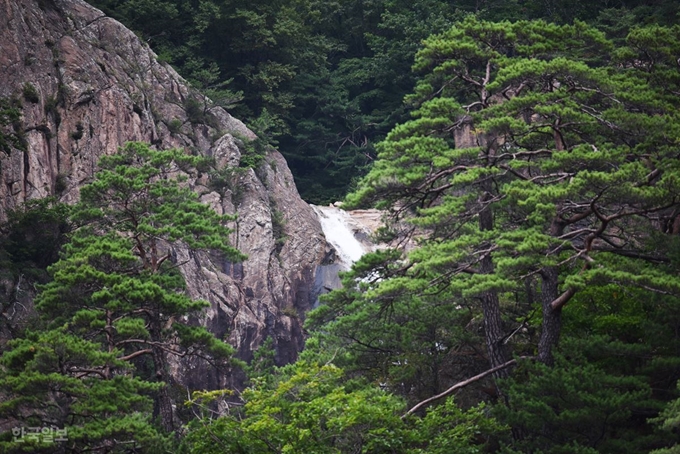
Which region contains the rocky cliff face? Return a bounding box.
[0,0,326,387]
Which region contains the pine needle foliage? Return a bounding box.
[0,142,245,450]
[346,17,680,367]
[316,18,680,451]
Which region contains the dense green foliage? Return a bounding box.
[307,248,484,405]
[85,0,680,202]
[181,355,503,453]
[347,15,680,355]
[0,143,243,451]
[0,329,170,453]
[313,16,680,454]
[2,1,680,452]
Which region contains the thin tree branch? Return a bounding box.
[118,348,153,362]
[591,247,670,263]
[402,357,531,418]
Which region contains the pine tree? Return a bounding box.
[345,18,680,373]
[306,248,486,404]
[494,280,680,453]
[0,329,169,453]
[0,142,245,450]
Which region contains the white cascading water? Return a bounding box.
[311,205,366,269]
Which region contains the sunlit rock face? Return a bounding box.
[0,0,327,388]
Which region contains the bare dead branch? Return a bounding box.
[402,357,531,418]
[550,287,577,311]
[118,348,153,362]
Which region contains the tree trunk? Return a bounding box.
[479,191,509,378]
[152,347,175,433]
[481,289,510,376]
[149,317,175,433]
[538,267,562,365]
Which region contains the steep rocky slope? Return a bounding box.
[0,0,326,388]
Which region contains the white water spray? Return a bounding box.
[311,205,367,269]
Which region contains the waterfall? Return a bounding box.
[311,205,367,270]
[309,205,406,306]
[311,205,374,305]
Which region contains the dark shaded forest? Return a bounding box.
[85,0,680,203]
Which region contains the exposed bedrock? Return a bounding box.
[0,0,329,389]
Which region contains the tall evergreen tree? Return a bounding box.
[0,142,245,450]
[0,329,169,453]
[346,18,680,370]
[307,249,488,404]
[496,283,680,452]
